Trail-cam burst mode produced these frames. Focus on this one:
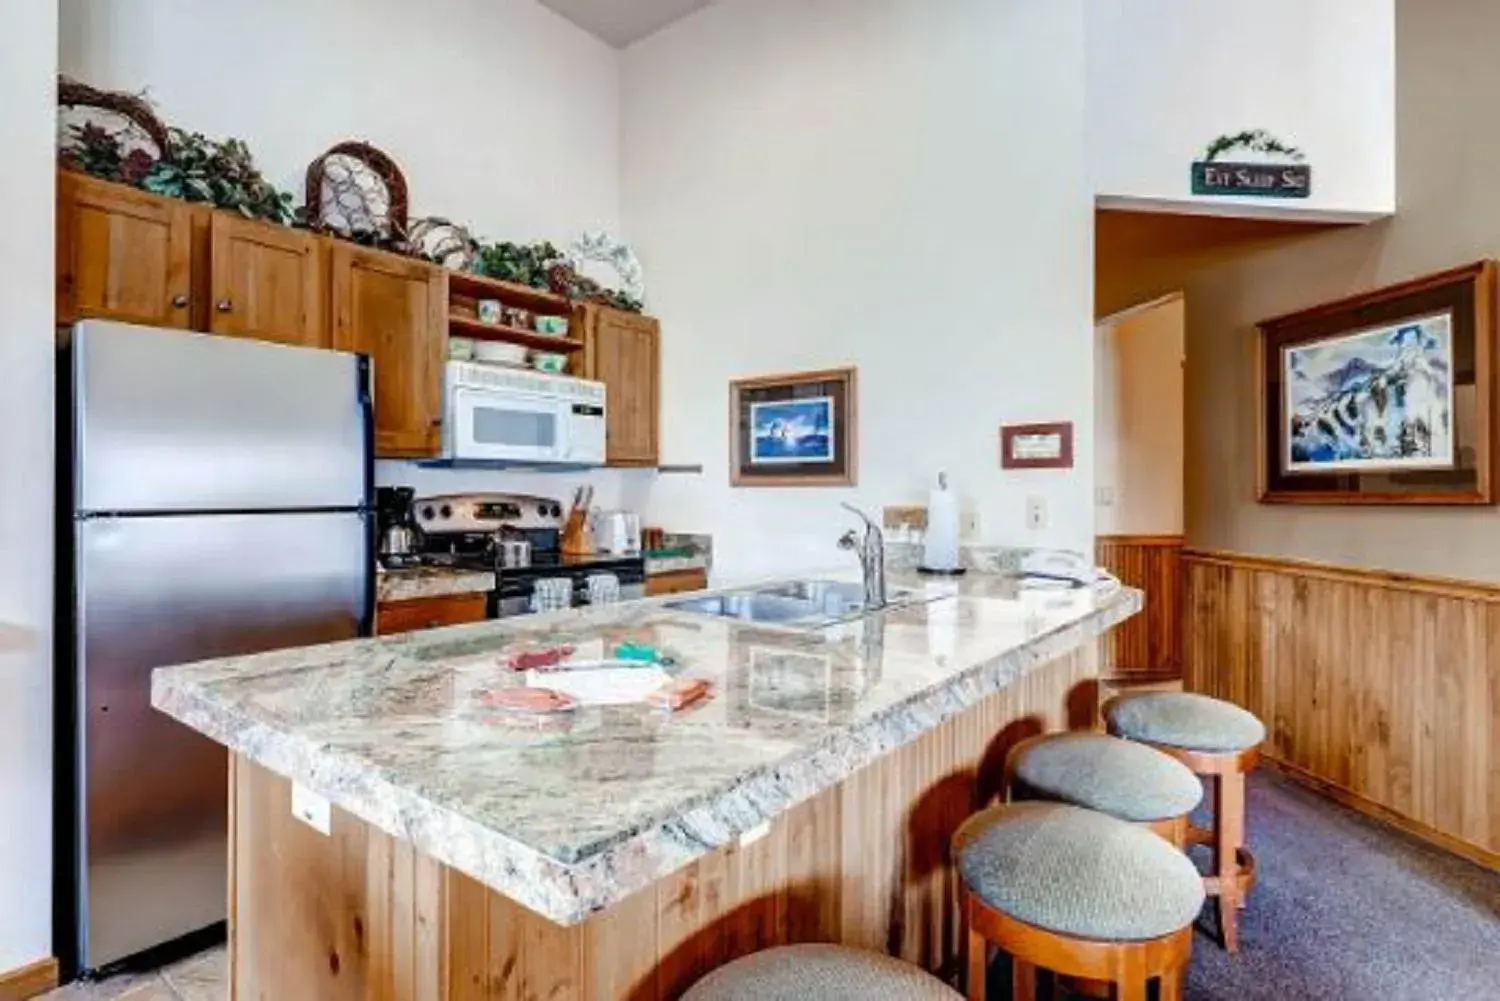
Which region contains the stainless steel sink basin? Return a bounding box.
[665,592,825,625]
[666,579,929,629]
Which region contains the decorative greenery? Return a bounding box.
[470,239,643,312]
[60,122,157,185]
[1202,129,1305,163]
[61,119,295,225]
[142,129,296,224]
[473,240,567,289]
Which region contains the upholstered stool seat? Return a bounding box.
[681,944,963,1000]
[1104,691,1266,954]
[955,802,1202,1000]
[1103,691,1265,753]
[1009,732,1202,825]
[955,801,1204,942]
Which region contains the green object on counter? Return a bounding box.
[645,547,695,560]
[613,642,661,663]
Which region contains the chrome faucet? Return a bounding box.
[838,503,887,609]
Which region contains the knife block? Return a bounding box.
[562,511,594,557]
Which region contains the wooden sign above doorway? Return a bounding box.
[1192,129,1311,199]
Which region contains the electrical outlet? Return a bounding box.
[1096,485,1116,508]
[961,507,980,539]
[1025,496,1047,531]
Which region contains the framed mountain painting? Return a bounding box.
[1257,261,1496,505]
[730,367,857,486]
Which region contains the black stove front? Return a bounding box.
[413,528,646,617]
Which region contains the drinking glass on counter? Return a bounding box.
[586,573,621,607]
[530,578,574,613]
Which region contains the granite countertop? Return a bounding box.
[377,567,496,603]
[152,570,1139,926]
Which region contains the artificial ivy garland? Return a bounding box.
[1201,129,1305,163]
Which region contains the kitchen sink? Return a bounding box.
[666,579,929,629]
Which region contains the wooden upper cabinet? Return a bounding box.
[329,244,446,458]
[582,306,660,467]
[57,171,195,329]
[208,213,325,348]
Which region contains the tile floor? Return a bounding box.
[41,947,224,1001]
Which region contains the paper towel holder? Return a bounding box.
[919,471,968,577]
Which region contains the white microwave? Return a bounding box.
[443,363,607,466]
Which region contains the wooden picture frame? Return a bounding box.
[1001,422,1075,470]
[730,367,857,487]
[1257,260,1496,505]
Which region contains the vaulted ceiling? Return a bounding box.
[539,0,715,47]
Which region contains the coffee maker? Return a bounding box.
[376,487,420,567]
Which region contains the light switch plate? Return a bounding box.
[291,782,331,836]
[1026,496,1047,531]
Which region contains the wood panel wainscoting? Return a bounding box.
[1095,535,1183,682]
[1183,549,1500,871]
[229,649,1098,1000]
[0,957,59,1001]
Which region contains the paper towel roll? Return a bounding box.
[922,472,960,572]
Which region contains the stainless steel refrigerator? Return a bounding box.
[56,320,375,975]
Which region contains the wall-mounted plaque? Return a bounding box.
[1192,129,1311,199]
[1001,422,1074,470]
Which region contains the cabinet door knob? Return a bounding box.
[430,417,444,428]
[172,294,189,309]
[216,300,233,313]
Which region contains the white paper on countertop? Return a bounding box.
[527,666,670,705]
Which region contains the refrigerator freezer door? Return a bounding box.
[73,511,372,969]
[73,320,370,514]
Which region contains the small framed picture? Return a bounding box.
[1001,422,1074,469]
[730,367,857,486]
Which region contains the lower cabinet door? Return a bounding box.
[377,593,488,635]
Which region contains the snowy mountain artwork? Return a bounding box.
[1283,312,1455,473]
[749,397,835,465]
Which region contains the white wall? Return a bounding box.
[61,0,633,503]
[0,0,56,975]
[1089,0,1395,220]
[60,0,620,243]
[1094,296,1184,536]
[623,0,1094,577]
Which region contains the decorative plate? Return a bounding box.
[406,216,478,271]
[305,141,409,242]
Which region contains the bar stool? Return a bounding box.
[1005,732,1202,847]
[1103,691,1266,952]
[955,802,1203,1001]
[681,944,963,1000]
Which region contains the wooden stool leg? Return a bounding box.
[968,923,989,1001]
[1012,959,1038,1001]
[1113,976,1147,1001]
[1158,965,1185,1001]
[1214,768,1247,953]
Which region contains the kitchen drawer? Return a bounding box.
[377,593,488,636]
[646,569,708,598]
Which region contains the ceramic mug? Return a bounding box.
[477,299,503,325]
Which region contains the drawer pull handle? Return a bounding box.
[216,300,233,313]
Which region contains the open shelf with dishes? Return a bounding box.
[445,270,583,373]
[447,315,584,353]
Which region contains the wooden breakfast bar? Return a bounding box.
[153,571,1138,999]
